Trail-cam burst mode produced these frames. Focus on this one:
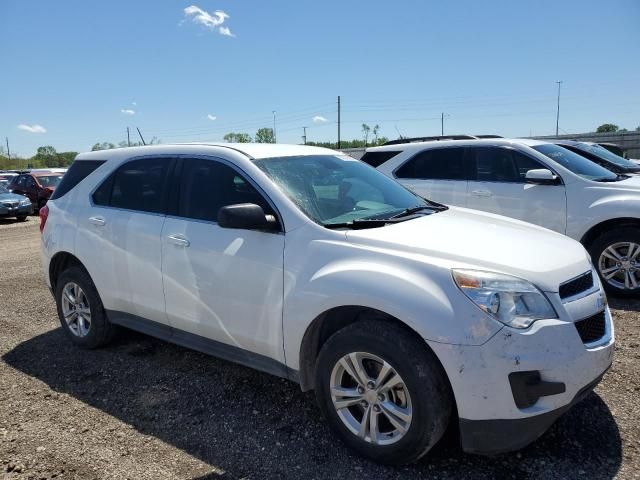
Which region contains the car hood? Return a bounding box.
[345,207,590,293]
[0,192,28,202]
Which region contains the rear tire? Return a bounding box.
[314,319,452,465]
[589,227,640,297]
[54,266,117,348]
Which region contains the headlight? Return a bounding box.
[452,269,557,329]
[19,198,31,206]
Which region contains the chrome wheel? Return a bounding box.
[61,282,91,337]
[330,352,412,446]
[598,241,640,291]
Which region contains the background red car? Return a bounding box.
[9,172,64,210]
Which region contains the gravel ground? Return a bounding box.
[0,218,638,480]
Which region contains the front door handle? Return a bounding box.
[471,189,492,197]
[88,216,106,226]
[167,234,190,247]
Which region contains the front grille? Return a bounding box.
[559,271,594,300]
[1,201,19,208]
[575,311,606,344]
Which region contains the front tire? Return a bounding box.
[16,216,27,222]
[314,319,452,465]
[589,227,640,297]
[54,266,117,348]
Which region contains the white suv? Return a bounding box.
[367,137,640,296]
[41,143,613,464]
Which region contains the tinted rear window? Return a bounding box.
[395,148,467,180]
[50,160,105,199]
[360,150,402,168]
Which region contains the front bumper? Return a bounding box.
[0,203,33,217]
[427,290,614,455]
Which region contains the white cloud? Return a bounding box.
[218,26,235,37]
[312,115,328,123]
[184,5,235,37]
[207,114,217,121]
[132,101,137,106]
[121,109,136,115]
[17,124,47,133]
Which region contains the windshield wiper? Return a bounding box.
[593,174,629,182]
[324,218,393,230]
[389,204,447,219]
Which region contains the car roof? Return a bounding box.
[365,137,550,152]
[75,143,338,161]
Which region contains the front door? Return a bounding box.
[161,157,286,365]
[465,146,567,234]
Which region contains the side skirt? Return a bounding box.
[106,310,299,382]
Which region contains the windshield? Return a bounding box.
[254,154,430,225]
[579,144,638,169]
[532,144,618,181]
[0,184,9,194]
[37,175,63,188]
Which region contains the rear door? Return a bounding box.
[76,156,173,326]
[466,145,567,233]
[393,147,469,206]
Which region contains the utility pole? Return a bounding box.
[136,127,146,146]
[441,112,445,136]
[5,137,10,161]
[555,80,563,136]
[302,126,307,145]
[337,96,341,149]
[126,127,131,147]
[272,111,277,143]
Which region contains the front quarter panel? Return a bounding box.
[282,224,503,371]
[565,182,640,240]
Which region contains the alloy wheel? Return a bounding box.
[598,241,640,291]
[61,282,92,337]
[330,352,412,446]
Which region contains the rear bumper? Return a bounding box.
[458,368,608,455]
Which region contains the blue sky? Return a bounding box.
[1,0,639,156]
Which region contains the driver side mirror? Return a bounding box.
[525,169,560,185]
[218,203,279,231]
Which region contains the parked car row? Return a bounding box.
[41,142,613,464]
[364,136,640,297]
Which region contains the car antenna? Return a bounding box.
[395,125,405,139]
[136,127,147,146]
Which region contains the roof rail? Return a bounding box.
[382,135,477,146]
[474,135,503,139]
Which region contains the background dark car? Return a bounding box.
[0,183,33,221]
[552,140,640,175]
[9,172,64,210]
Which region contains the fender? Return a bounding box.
[282,251,502,372]
[567,193,640,242]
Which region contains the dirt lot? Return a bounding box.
[0,218,638,479]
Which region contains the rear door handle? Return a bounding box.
[471,189,492,197]
[167,234,190,247]
[88,216,106,226]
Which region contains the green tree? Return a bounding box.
[254,127,275,143]
[361,124,371,147]
[223,132,252,143]
[92,142,116,151]
[596,123,619,133]
[372,124,380,144]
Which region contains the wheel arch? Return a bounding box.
[580,217,640,248]
[297,305,452,397]
[49,251,87,291]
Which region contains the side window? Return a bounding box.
[92,158,171,213]
[511,151,545,181]
[395,148,466,180]
[16,176,27,187]
[470,147,518,183]
[178,159,272,222]
[26,177,37,188]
